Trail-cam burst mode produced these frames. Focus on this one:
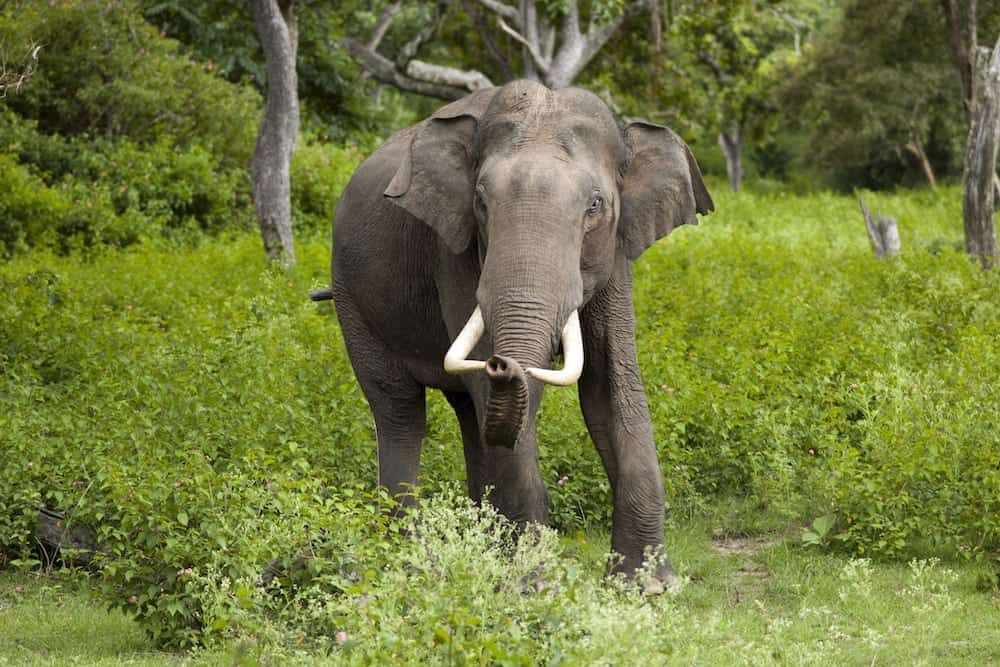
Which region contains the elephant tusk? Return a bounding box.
[526,310,583,386]
[444,306,487,374]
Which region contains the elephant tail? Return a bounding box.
[309,287,334,302]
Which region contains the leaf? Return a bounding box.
[176,511,188,527]
[812,514,835,538]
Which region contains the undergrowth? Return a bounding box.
[1,187,998,647]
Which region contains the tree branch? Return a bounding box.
[498,17,549,72]
[367,1,402,51]
[469,0,515,80]
[0,43,41,98]
[698,50,728,84]
[476,0,521,27]
[405,59,492,91]
[342,37,480,100]
[581,1,645,64]
[395,2,446,70]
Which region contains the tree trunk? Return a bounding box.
[905,138,937,188]
[718,126,743,193]
[251,0,299,266]
[962,37,1000,269]
[940,0,977,118]
[650,0,662,101]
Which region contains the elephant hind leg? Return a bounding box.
[368,378,426,508]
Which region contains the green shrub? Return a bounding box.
[0,154,149,255]
[0,0,259,167]
[290,139,368,234]
[0,122,252,254]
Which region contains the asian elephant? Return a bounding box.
[317,79,713,587]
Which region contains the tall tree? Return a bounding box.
[939,0,978,118]
[962,37,1000,268]
[671,0,816,192]
[342,0,647,99]
[779,2,973,190]
[251,0,299,265]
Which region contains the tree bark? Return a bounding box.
[650,0,662,100]
[940,0,977,118]
[718,126,743,193]
[962,37,1000,269]
[368,1,402,51]
[251,0,299,266]
[342,38,479,100]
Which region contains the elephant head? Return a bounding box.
[385,80,712,450]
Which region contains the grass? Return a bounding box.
[2,514,998,666]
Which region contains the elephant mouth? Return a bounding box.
[443,306,583,387]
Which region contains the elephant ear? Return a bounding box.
[384,88,498,254]
[619,121,714,261]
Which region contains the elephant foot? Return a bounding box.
[610,546,681,595]
[637,559,681,596]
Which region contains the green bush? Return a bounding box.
[290,139,370,233]
[0,0,262,255]
[0,153,149,255]
[0,111,253,254]
[0,0,260,167]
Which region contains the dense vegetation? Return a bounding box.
[2,186,998,650]
[1,0,998,657]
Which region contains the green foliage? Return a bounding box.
[0,1,373,255]
[140,0,404,139]
[0,0,260,165]
[290,139,372,233]
[776,1,1000,189]
[2,187,998,650]
[0,0,268,254]
[0,109,255,255]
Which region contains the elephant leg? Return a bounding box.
[335,296,426,507]
[481,406,551,527]
[578,254,675,589]
[446,389,549,525]
[368,378,426,508]
[444,391,486,503]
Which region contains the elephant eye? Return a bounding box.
[586,194,604,216]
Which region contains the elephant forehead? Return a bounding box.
[479,83,623,163]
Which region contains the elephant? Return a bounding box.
[315,79,713,588]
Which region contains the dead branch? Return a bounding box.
[342,37,474,100]
[0,43,41,98]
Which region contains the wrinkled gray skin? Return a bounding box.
[330,80,713,585]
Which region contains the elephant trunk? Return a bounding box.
[457,203,585,449]
[481,354,529,449]
[479,294,573,449]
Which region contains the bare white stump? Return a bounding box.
[963,37,1000,269]
[859,197,900,259]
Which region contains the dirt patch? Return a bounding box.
[711,530,779,557]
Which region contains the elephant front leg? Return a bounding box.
[578,259,677,592]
